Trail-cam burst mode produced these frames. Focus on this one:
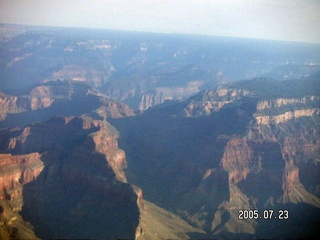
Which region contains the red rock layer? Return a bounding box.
[222,138,252,185]
[0,153,44,200]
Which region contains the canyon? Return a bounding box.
[0,24,320,239]
[109,77,320,238]
[0,115,204,239]
[0,116,140,239]
[2,23,320,111]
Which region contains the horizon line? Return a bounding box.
[1,22,320,46]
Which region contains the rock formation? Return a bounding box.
[1,24,320,238]
[110,77,320,238]
[0,116,140,239]
[0,153,43,239]
[0,80,135,128]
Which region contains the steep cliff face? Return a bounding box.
[138,92,169,111]
[256,96,320,110]
[29,86,53,110]
[0,93,26,121]
[137,83,203,111]
[0,81,73,122]
[0,153,43,239]
[217,80,320,236]
[110,77,320,238]
[0,153,44,200]
[220,83,320,209]
[205,137,286,236]
[255,108,319,124]
[0,80,135,129]
[95,99,135,119]
[2,25,320,239]
[251,90,320,206]
[0,116,144,239]
[92,121,128,182]
[0,98,222,240]
[183,87,251,117]
[222,139,252,184]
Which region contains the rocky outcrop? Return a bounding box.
[0,81,135,128]
[138,92,169,111]
[29,86,57,110]
[111,78,320,238]
[0,116,144,239]
[92,120,128,182]
[0,81,75,119]
[136,200,206,240]
[0,93,26,120]
[184,88,251,117]
[252,93,320,205]
[256,96,320,110]
[0,82,71,120]
[0,153,44,201]
[255,95,320,124]
[137,82,203,111]
[255,108,319,124]
[0,153,43,239]
[281,160,320,206]
[0,199,40,240]
[132,185,145,239]
[221,127,320,208]
[2,25,320,239]
[222,139,252,184]
[51,64,112,88]
[95,99,135,119]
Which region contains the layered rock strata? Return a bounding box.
[0,153,43,239]
[0,116,143,239]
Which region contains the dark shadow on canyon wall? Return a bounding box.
[110,97,257,209]
[17,118,140,239]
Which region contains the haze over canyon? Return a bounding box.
[0,23,319,239]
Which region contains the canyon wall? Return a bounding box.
[0,116,143,239]
[0,153,43,239]
[111,81,320,238]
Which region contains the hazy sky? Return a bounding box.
[0,0,319,43]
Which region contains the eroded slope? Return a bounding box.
[0,116,140,239]
[111,77,320,238]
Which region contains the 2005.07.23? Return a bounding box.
[238,209,289,220]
